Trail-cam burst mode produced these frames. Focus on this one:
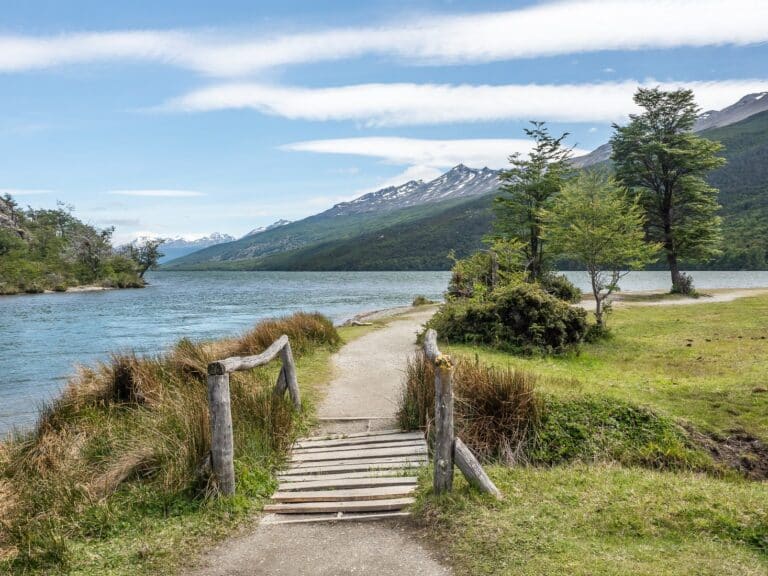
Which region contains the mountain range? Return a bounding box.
[166,93,768,271]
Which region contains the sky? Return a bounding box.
[2,0,768,242]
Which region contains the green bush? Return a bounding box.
[540,273,582,303]
[428,282,588,354]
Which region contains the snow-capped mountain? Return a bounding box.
[129,233,236,263]
[695,92,768,131]
[327,164,500,216]
[243,219,292,238]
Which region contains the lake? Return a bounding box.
[3,269,768,436]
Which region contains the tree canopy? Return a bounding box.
[610,87,725,293]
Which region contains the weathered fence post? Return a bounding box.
[423,328,502,500]
[207,364,236,496]
[454,438,502,499]
[206,334,301,496]
[279,339,301,410]
[424,328,455,494]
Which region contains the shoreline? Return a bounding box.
[0,283,145,298]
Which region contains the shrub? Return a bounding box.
[412,295,434,306]
[427,283,588,354]
[540,273,582,303]
[398,352,541,464]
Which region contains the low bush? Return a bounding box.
[540,273,582,303]
[412,295,434,306]
[427,282,588,354]
[0,312,340,572]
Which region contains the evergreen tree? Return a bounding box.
[611,88,725,294]
[493,122,572,282]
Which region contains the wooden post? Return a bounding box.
[207,367,236,496]
[454,437,502,499]
[279,340,301,411]
[424,329,455,495]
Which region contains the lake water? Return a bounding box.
[2,269,768,436]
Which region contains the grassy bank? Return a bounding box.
[405,294,768,574]
[0,312,342,575]
[446,293,768,442]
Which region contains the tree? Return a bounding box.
[611,88,725,294]
[547,171,660,328]
[131,239,165,278]
[493,122,573,283]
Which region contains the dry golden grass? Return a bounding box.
[398,351,541,464]
[0,311,340,573]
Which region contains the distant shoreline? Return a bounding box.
[0,284,145,298]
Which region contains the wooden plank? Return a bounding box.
[280,458,426,476]
[292,440,425,455]
[261,511,411,525]
[277,470,415,483]
[207,373,235,496]
[291,445,427,463]
[209,335,288,375]
[263,497,415,514]
[454,437,502,499]
[296,430,412,442]
[271,485,417,503]
[279,476,418,491]
[294,432,423,449]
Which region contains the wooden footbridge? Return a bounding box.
[206,328,498,525]
[263,429,428,522]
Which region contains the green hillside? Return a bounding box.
[169,110,768,271]
[164,195,482,269]
[702,110,768,269]
[231,194,493,271]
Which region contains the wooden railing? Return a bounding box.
[207,335,300,495]
[423,329,502,499]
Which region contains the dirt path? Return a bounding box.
[188,306,449,576]
[576,287,768,310]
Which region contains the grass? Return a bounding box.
[444,293,768,442]
[0,312,342,575]
[414,464,768,576]
[411,294,768,575]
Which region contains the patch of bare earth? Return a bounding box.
[686,425,768,479]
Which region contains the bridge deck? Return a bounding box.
[263,430,428,524]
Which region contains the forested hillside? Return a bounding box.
[0,195,143,294]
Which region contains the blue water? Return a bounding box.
[3,269,768,436]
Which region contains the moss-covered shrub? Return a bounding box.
[428,282,588,354]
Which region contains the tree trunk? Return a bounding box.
[667,249,683,293]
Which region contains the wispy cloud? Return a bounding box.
[107,189,206,198]
[0,1,766,76]
[283,137,588,169]
[0,188,52,196]
[203,79,768,126]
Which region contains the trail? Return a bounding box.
[188,307,449,576]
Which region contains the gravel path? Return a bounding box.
[187,306,449,576]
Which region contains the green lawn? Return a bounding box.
[416,294,768,575]
[416,464,768,576]
[446,294,768,441]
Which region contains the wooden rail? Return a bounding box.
[423,329,501,499]
[207,334,300,496]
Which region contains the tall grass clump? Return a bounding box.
[398,352,541,464]
[0,312,339,572]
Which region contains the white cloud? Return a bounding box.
[0,188,52,196]
[168,79,768,125]
[0,1,766,76]
[283,137,584,169]
[107,189,206,198]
